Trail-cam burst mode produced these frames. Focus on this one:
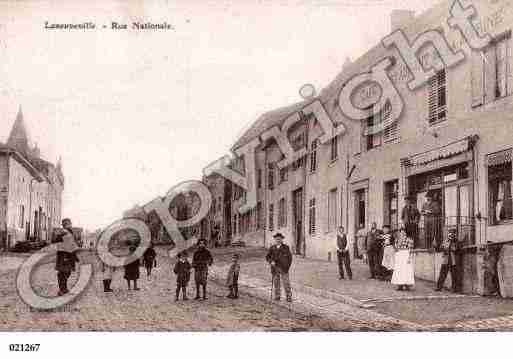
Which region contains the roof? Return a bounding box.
[0,145,45,182]
[6,106,30,154]
[231,100,313,151]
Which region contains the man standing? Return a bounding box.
[55,218,80,296]
[436,228,461,292]
[192,238,213,300]
[365,222,382,279]
[401,195,420,240]
[266,233,292,302]
[422,194,442,250]
[336,226,352,280]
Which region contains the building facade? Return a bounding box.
[0,107,65,249]
[218,0,513,294]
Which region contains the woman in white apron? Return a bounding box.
[391,227,415,291]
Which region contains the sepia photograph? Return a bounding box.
[1,0,513,356]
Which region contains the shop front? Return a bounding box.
[400,136,479,292]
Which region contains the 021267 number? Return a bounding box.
[9,344,40,352]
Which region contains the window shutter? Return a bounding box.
[508,38,513,96]
[428,76,438,124]
[484,45,497,104]
[497,39,508,98]
[382,101,399,143]
[471,51,485,107]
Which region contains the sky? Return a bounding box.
[0,0,441,230]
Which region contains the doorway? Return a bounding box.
[292,187,305,256]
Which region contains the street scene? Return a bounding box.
[2,0,513,337]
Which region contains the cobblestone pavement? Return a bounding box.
[0,249,402,331]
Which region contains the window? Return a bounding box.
[355,189,366,230]
[268,164,274,190]
[366,113,382,150]
[278,197,287,228]
[257,169,262,189]
[384,180,399,230]
[269,204,274,232]
[233,215,237,236]
[330,136,338,162]
[472,33,512,107]
[292,156,305,171]
[309,198,316,235]
[428,69,447,124]
[381,101,399,143]
[310,139,318,173]
[279,167,288,183]
[257,201,262,230]
[19,205,24,228]
[212,198,217,213]
[328,188,338,232]
[488,151,513,224]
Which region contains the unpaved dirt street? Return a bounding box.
[0,250,387,331]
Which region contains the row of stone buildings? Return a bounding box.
[121,0,513,295]
[198,0,513,295]
[0,107,65,249]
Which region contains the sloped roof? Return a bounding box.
[231,99,313,150]
[7,106,30,154]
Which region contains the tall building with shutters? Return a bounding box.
[224,0,513,295]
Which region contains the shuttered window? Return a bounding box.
[278,197,287,228]
[328,188,338,233]
[268,204,274,232]
[428,69,447,125]
[381,101,399,143]
[473,33,512,108]
[310,139,318,173]
[309,198,316,235]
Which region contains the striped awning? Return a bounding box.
[487,149,512,166]
[401,137,471,168]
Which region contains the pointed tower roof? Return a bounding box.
[7,106,30,154]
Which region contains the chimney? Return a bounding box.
[390,9,415,32]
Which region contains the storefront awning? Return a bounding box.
[401,137,473,168]
[487,149,512,167]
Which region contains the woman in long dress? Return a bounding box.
[391,228,415,291]
[381,225,395,281]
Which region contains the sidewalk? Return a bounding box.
[209,247,513,329]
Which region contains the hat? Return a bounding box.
[232,253,240,259]
[197,238,206,245]
[273,232,285,239]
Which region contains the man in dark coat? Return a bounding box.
[365,222,382,279]
[336,226,352,280]
[401,195,420,240]
[436,228,461,292]
[266,233,293,302]
[422,194,442,250]
[55,218,80,296]
[192,239,213,300]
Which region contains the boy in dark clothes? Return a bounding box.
[173,251,191,301]
[226,254,240,299]
[192,239,213,300]
[124,246,141,290]
[142,245,157,278]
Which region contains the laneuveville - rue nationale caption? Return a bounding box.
[44,22,175,30]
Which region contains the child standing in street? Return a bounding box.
[124,245,141,291]
[101,261,115,292]
[381,225,395,281]
[226,254,240,299]
[173,251,191,301]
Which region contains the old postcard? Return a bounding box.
[1,0,513,354]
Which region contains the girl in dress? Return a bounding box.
[124,246,141,290]
[381,225,395,281]
[391,227,415,291]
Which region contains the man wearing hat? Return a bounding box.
[436,228,461,292]
[401,195,420,240]
[265,233,293,302]
[192,238,213,300]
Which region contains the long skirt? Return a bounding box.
[391,250,415,286]
[382,245,395,271]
